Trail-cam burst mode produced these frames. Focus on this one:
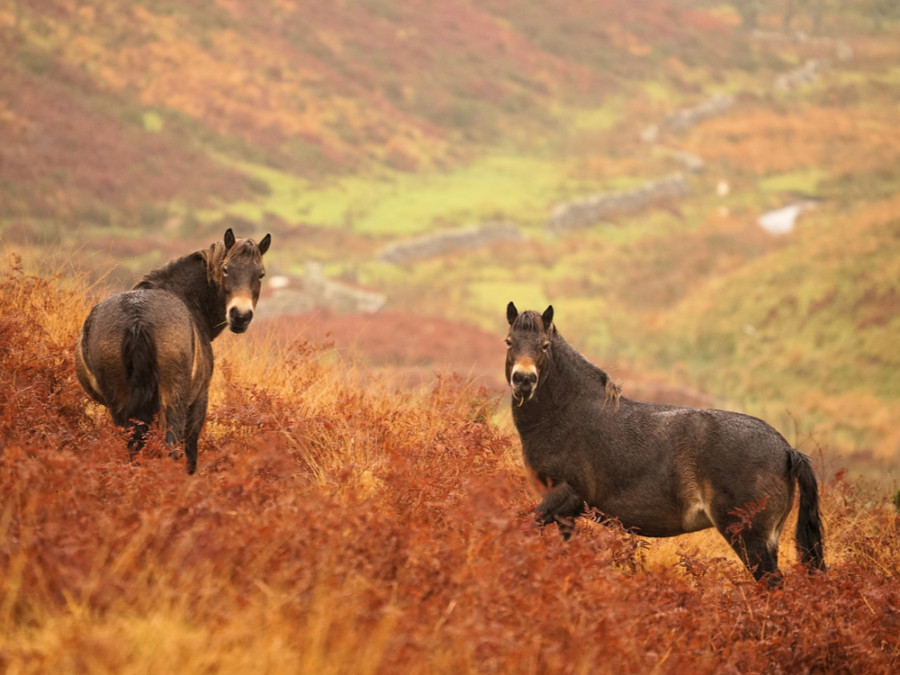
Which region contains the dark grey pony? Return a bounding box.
[75,229,271,474]
[505,302,825,584]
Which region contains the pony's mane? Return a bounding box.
[512,310,546,333]
[134,237,262,291]
[553,329,622,409]
[133,253,198,290]
[199,238,263,286]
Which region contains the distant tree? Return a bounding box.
[781,0,846,35]
[809,0,828,33]
[782,0,806,30]
[733,0,763,29]
[867,0,900,30]
[13,0,22,35]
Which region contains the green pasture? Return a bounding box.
[759,169,828,196]
[202,153,601,236]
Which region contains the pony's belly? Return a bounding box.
[591,495,714,537]
[616,517,711,538]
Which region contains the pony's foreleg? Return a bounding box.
[535,482,585,540]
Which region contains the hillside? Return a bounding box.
[0,0,727,226]
[1,4,899,474]
[3,4,900,670]
[1,261,898,673]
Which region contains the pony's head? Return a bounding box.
[505,302,555,405]
[205,228,272,333]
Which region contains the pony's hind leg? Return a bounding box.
[719,524,783,586]
[161,405,187,462]
[744,537,783,587]
[112,408,150,461]
[183,393,209,475]
[710,490,788,585]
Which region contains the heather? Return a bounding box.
[1,261,897,673]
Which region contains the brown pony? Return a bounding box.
[505,302,825,584]
[75,229,271,473]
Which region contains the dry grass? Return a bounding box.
[1,259,898,673]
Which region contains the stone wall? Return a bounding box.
[377,222,525,264]
[752,29,853,62]
[774,59,827,91]
[546,174,690,235]
[640,93,735,144]
[753,29,853,92]
[663,93,736,133]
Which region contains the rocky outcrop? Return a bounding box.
[547,174,689,235]
[377,222,525,264]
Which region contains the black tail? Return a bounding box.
[121,319,160,456]
[789,449,826,573]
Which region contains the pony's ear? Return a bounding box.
[541,305,554,329]
[224,228,236,251]
[507,301,518,325]
[258,233,271,255]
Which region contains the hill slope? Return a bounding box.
[2,1,900,475]
[1,262,898,673]
[0,0,729,225]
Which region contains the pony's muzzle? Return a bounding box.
[227,297,255,333]
[511,367,538,403]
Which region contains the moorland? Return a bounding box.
[2,1,899,671]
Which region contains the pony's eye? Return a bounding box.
[258,271,266,280]
[541,341,550,351]
[222,266,229,277]
[505,338,512,348]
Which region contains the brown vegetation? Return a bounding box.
[254,310,503,377]
[1,261,898,673]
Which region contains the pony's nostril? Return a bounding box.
[227,306,254,334]
[512,369,536,387]
[229,307,253,323]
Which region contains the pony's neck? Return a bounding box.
[553,334,613,388]
[546,334,608,402]
[134,252,225,340]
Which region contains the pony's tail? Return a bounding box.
[121,319,160,456]
[789,449,826,573]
